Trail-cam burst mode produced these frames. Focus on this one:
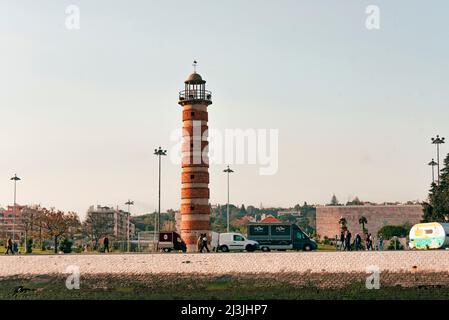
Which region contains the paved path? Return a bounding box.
[0,251,448,277]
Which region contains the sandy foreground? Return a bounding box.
[0,251,448,277]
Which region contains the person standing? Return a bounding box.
[5,238,14,255]
[197,234,202,252]
[379,234,384,251]
[340,231,345,251]
[354,233,362,251]
[200,233,210,253]
[345,231,352,251]
[103,236,110,253]
[365,233,370,250]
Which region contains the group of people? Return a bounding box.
[339,230,383,251]
[197,233,210,253]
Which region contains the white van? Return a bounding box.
[211,232,259,252]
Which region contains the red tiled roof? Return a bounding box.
[260,215,280,223]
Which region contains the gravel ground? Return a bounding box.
[1,251,448,277]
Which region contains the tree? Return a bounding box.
[21,206,40,253]
[82,212,115,250]
[358,216,368,234]
[338,216,347,232]
[347,196,363,206]
[422,153,449,222]
[239,204,247,216]
[42,209,80,253]
[377,225,409,240]
[329,194,340,206]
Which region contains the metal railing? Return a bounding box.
[179,90,212,102]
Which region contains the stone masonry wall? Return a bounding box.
[316,205,423,239]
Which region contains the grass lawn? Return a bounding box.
[1,274,448,300]
[0,247,54,255]
[317,243,337,251]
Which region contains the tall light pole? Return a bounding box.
[223,165,234,233]
[10,174,21,242]
[428,159,438,185]
[154,146,167,250]
[125,200,134,253]
[431,135,445,185]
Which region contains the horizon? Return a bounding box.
[1,1,448,219]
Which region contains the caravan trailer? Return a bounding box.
[409,222,449,250]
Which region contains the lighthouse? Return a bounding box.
[178,62,212,252]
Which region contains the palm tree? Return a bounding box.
[338,216,347,232]
[359,216,368,234]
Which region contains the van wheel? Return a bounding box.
[261,246,270,252]
[245,244,255,252]
[303,245,312,251]
[163,248,171,253]
[220,245,229,252]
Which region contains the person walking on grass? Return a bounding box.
[5,238,14,255]
[103,236,110,253]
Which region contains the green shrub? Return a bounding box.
[26,239,33,253]
[378,225,409,240]
[387,238,404,250]
[59,238,73,254]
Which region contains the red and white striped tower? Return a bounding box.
[178,63,212,252]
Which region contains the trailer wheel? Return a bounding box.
[220,245,229,252]
[245,244,256,252]
[261,246,270,252]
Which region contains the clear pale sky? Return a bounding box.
[1,1,448,219]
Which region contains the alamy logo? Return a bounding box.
[65,265,80,290]
[365,5,380,30]
[65,5,80,30]
[170,122,279,175]
[365,265,380,289]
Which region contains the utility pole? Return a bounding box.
[125,200,134,252]
[428,159,438,184]
[431,135,445,185]
[223,165,234,233]
[154,146,167,250]
[10,174,21,243]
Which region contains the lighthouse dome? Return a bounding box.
[185,72,205,84]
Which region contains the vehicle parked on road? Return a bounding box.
[211,232,259,252]
[409,222,449,250]
[159,232,186,252]
[247,222,317,251]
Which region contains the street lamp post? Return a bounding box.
[431,135,445,185]
[223,165,234,233]
[428,159,438,185]
[125,200,134,253]
[10,174,21,243]
[154,146,167,250]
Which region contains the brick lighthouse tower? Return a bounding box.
[178,62,212,252]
